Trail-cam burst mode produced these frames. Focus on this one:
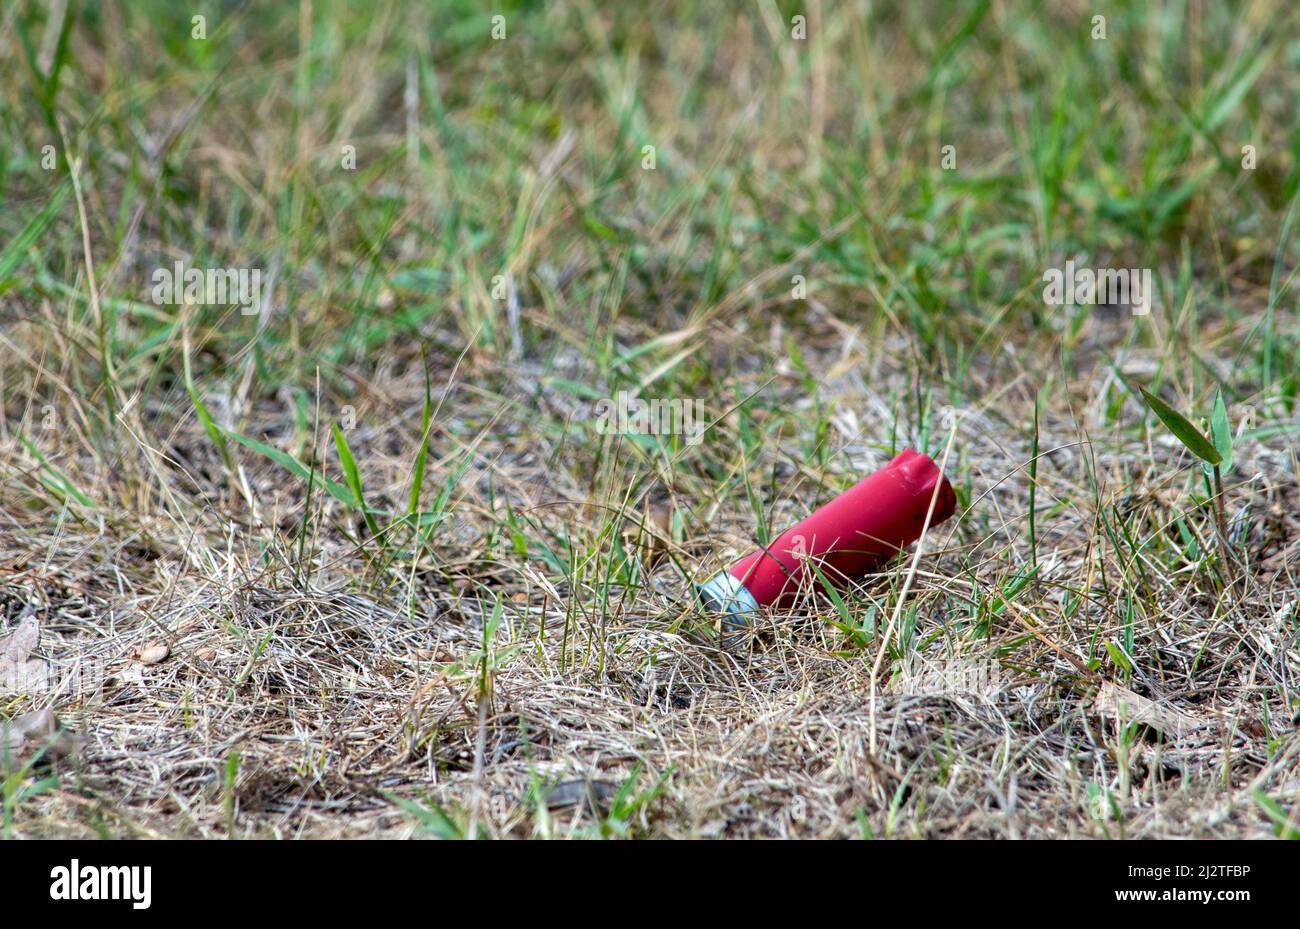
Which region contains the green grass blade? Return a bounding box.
[1029,392,1040,572]
[1254,790,1299,839]
[1262,192,1298,390]
[1210,389,1232,473]
[382,792,463,839]
[407,362,434,517]
[17,433,94,508]
[0,182,71,286]
[1139,387,1220,465]
[332,422,381,538]
[223,428,359,510]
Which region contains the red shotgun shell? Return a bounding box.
[697,448,956,621]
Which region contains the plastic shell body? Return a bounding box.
[697,448,955,621]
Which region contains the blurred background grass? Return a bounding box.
[4,0,1297,427]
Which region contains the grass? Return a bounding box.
[0,0,1298,838]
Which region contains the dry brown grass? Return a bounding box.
[4,318,1298,838]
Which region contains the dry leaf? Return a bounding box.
[1094,681,1206,741]
[114,664,145,686]
[1,615,39,662]
[0,708,80,764]
[136,642,170,665]
[0,658,49,693]
[0,615,48,695]
[540,778,618,814]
